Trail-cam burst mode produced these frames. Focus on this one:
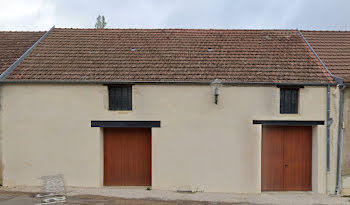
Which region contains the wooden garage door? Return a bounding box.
[104,128,151,186]
[262,126,312,191]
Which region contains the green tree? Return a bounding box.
[95,15,107,29]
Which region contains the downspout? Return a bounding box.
[336,84,346,194]
[327,85,331,173]
[298,30,345,194]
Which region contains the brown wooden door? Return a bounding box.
[261,126,284,191]
[104,128,151,186]
[283,126,312,191]
[261,126,312,191]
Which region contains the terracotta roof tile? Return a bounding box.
[301,30,350,82]
[0,31,45,74]
[5,28,333,83]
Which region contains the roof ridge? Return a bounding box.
[53,27,298,31]
[0,31,47,33]
[300,30,350,32]
[2,29,350,32]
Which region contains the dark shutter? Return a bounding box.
[280,88,299,114]
[109,86,132,110]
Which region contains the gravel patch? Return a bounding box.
[1,186,349,205]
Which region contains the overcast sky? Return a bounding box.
[0,0,349,31]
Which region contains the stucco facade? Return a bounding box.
[0,84,340,193]
[341,88,350,194]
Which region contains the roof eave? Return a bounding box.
[1,80,336,86]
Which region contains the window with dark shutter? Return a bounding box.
[108,85,132,110]
[280,88,299,114]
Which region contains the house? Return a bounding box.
[0,30,46,184]
[0,28,342,193]
[300,30,350,194]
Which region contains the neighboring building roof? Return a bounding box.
[5,28,333,84]
[301,31,350,83]
[0,31,45,75]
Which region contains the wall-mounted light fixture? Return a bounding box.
[211,79,222,104]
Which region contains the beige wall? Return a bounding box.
[329,86,340,194]
[342,89,350,175]
[341,88,350,194]
[0,84,338,193]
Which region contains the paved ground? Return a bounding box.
[0,191,255,205]
[0,186,349,205]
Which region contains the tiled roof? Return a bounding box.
[0,31,45,74]
[5,28,333,84]
[301,31,350,83]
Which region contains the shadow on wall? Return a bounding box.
[0,161,2,185]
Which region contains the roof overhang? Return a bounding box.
[1,80,336,86]
[91,120,161,128]
[253,120,324,126]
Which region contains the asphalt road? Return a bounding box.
[0,191,257,205]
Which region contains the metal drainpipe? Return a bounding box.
[336,85,346,194]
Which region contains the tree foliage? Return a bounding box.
[95,15,107,29]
